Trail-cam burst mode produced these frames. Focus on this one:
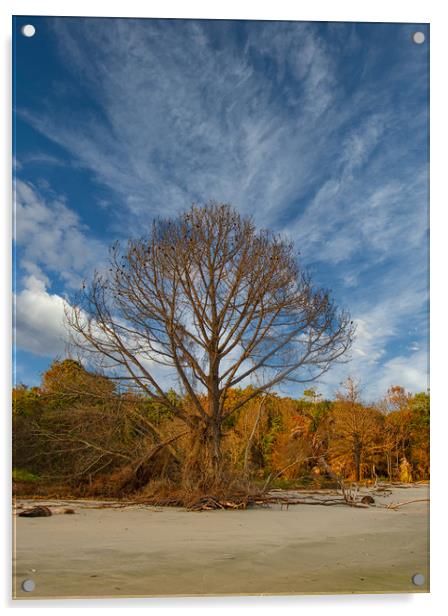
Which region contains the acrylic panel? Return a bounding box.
[12,16,430,599]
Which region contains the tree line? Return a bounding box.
[13,359,429,498]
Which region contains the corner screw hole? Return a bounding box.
[21,24,36,38]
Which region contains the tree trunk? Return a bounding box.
[353,438,362,482]
[243,396,265,478]
[210,420,222,479]
[207,343,222,485]
[182,420,224,492]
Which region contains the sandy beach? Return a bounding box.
[13,484,429,599]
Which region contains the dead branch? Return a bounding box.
[65,203,354,489]
[386,498,430,510]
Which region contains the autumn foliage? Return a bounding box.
[13,360,429,498]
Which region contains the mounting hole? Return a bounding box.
[21,579,35,592]
[21,24,36,38]
[412,573,425,586]
[412,32,425,45]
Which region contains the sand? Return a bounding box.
[12,484,429,599]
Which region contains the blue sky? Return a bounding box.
[13,16,429,401]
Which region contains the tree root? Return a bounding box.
[187,495,250,511]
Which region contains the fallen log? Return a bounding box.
[18,506,52,518]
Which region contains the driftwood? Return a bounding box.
[16,494,424,513]
[386,498,429,510]
[17,505,76,516]
[187,496,249,511]
[14,481,427,513]
[372,486,393,495]
[19,506,52,517]
[183,488,376,511]
[264,496,370,509]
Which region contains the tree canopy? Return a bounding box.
[66,203,354,485]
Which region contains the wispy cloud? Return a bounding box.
[14,19,429,398]
[18,20,353,230]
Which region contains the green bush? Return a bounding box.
[12,468,40,483]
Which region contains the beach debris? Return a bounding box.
[372,486,392,496]
[16,505,76,516]
[134,487,382,511]
[185,490,377,511]
[49,506,77,515]
[13,485,427,515]
[19,505,52,518]
[187,495,250,511]
[386,498,429,510]
[267,496,369,509]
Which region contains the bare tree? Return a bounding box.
[66,203,354,487]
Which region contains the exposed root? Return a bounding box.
[187,495,250,511]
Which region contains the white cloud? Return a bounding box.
[14,275,68,357]
[373,350,429,396]
[315,278,429,401]
[14,179,106,289]
[13,271,184,392]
